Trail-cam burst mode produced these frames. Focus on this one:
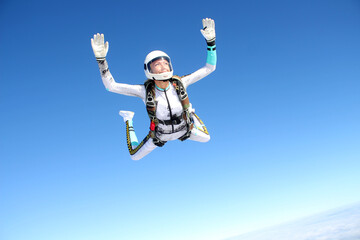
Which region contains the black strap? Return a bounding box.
[158,115,183,125]
[152,137,166,147]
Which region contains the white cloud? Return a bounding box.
[224,203,360,240]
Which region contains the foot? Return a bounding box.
[119,110,135,122]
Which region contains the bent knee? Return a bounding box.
[130,154,142,161]
[190,132,210,143]
[202,134,211,142]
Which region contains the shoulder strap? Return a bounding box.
[144,79,157,120]
[144,79,166,146]
[170,76,190,110]
[170,76,193,141]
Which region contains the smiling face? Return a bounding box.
[149,58,171,74]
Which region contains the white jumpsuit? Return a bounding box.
[97,49,216,160]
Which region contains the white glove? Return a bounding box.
[200,18,216,42]
[91,33,109,60]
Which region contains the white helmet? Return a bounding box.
[144,50,173,80]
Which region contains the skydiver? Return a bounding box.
[91,18,217,160]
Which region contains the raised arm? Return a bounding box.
[182,18,217,88]
[91,33,145,99]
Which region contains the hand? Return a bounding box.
[91,33,109,59]
[200,18,216,42]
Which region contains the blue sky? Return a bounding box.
[1,0,360,239]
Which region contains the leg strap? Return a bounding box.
[149,130,167,147]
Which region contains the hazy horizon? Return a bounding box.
[225,202,360,240]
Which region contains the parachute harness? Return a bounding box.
[144,76,193,147]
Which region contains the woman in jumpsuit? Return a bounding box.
[91,18,217,160]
